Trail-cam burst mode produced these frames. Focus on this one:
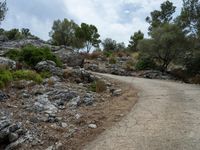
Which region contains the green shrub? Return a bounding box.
[135,57,156,70]
[6,45,62,68]
[39,71,52,78]
[109,57,117,64]
[5,29,23,40]
[103,51,113,57]
[0,69,13,88]
[185,52,200,75]
[13,70,43,84]
[5,49,21,61]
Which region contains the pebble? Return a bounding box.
[88,124,97,129]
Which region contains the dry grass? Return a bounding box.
[96,80,107,93]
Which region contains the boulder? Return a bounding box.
[47,89,77,102]
[72,68,95,83]
[0,91,9,102]
[0,57,16,69]
[34,94,58,114]
[54,49,84,67]
[35,60,63,76]
[0,37,49,56]
[83,93,95,106]
[0,116,27,150]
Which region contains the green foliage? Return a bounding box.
[102,38,117,51]
[102,38,126,52]
[185,52,200,74]
[1,28,32,40]
[6,45,62,68]
[176,0,200,38]
[0,68,13,88]
[21,28,31,37]
[75,23,101,53]
[116,42,126,51]
[13,70,43,84]
[103,51,113,57]
[0,1,7,24]
[128,30,144,51]
[50,18,82,48]
[5,49,21,60]
[138,23,187,71]
[146,0,176,33]
[135,57,156,70]
[5,28,23,40]
[39,71,52,78]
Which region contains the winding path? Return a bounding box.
[84,74,200,150]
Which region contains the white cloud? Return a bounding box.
[1,0,182,45]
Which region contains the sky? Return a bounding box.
[1,0,182,45]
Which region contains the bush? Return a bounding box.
[39,71,52,79]
[103,51,113,57]
[89,80,107,93]
[109,57,117,64]
[5,29,23,40]
[6,45,62,68]
[5,49,21,61]
[185,52,200,75]
[13,70,43,84]
[0,69,13,88]
[135,57,156,70]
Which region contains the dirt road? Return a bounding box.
[84,74,200,150]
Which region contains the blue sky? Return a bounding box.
[1,0,182,45]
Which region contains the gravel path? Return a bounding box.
[84,74,200,150]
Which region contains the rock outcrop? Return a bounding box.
[35,60,63,76]
[0,57,16,69]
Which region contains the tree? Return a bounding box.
[21,28,31,37]
[102,38,117,51]
[138,24,187,71]
[75,23,101,53]
[49,18,83,49]
[0,0,7,24]
[176,0,200,38]
[146,0,176,33]
[128,30,144,51]
[116,42,126,51]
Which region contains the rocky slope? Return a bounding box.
[0,37,126,149]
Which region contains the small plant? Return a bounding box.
[5,28,23,40]
[89,80,107,93]
[103,51,113,58]
[6,45,62,68]
[0,68,13,88]
[109,57,117,64]
[13,70,43,84]
[39,71,52,78]
[5,49,21,61]
[135,57,156,70]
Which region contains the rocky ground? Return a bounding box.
[0,37,138,150]
[0,72,137,150]
[84,57,175,80]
